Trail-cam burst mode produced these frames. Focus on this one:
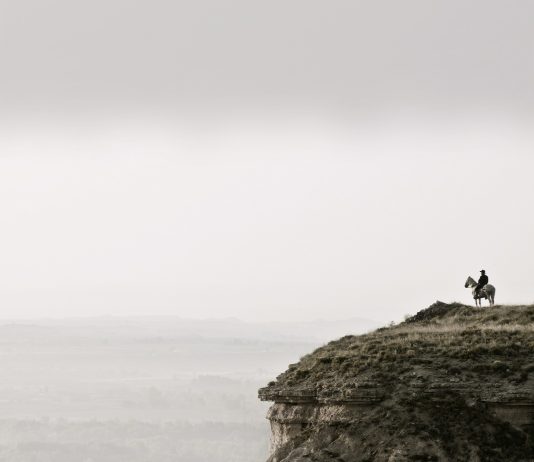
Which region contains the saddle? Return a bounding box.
[476,286,487,297]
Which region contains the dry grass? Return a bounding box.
[263,302,534,462]
[265,302,534,394]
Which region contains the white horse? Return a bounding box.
[464,276,496,307]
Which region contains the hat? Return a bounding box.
[480,269,485,273]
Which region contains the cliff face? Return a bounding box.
[259,302,534,462]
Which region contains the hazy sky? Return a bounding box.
[1,1,533,322]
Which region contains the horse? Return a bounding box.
[464,276,496,307]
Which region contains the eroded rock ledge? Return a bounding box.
[259,302,534,462]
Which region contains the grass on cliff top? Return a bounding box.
[267,302,534,394]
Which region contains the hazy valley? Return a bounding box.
[0,316,377,461]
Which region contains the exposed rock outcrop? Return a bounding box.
[259,302,534,461]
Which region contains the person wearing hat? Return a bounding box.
[475,270,489,297]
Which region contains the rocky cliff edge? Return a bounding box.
[259,302,534,462]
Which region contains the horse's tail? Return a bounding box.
[486,285,495,305]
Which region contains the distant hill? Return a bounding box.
[0,315,378,344]
[259,302,534,461]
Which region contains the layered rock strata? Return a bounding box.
[259,302,534,461]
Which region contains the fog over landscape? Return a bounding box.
[0,316,377,461]
[1,0,534,460]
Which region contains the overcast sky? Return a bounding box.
[1,1,533,322]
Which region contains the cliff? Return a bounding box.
[259,302,534,462]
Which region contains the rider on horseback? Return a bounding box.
[475,270,489,297]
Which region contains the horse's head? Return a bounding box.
[464,276,475,288]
